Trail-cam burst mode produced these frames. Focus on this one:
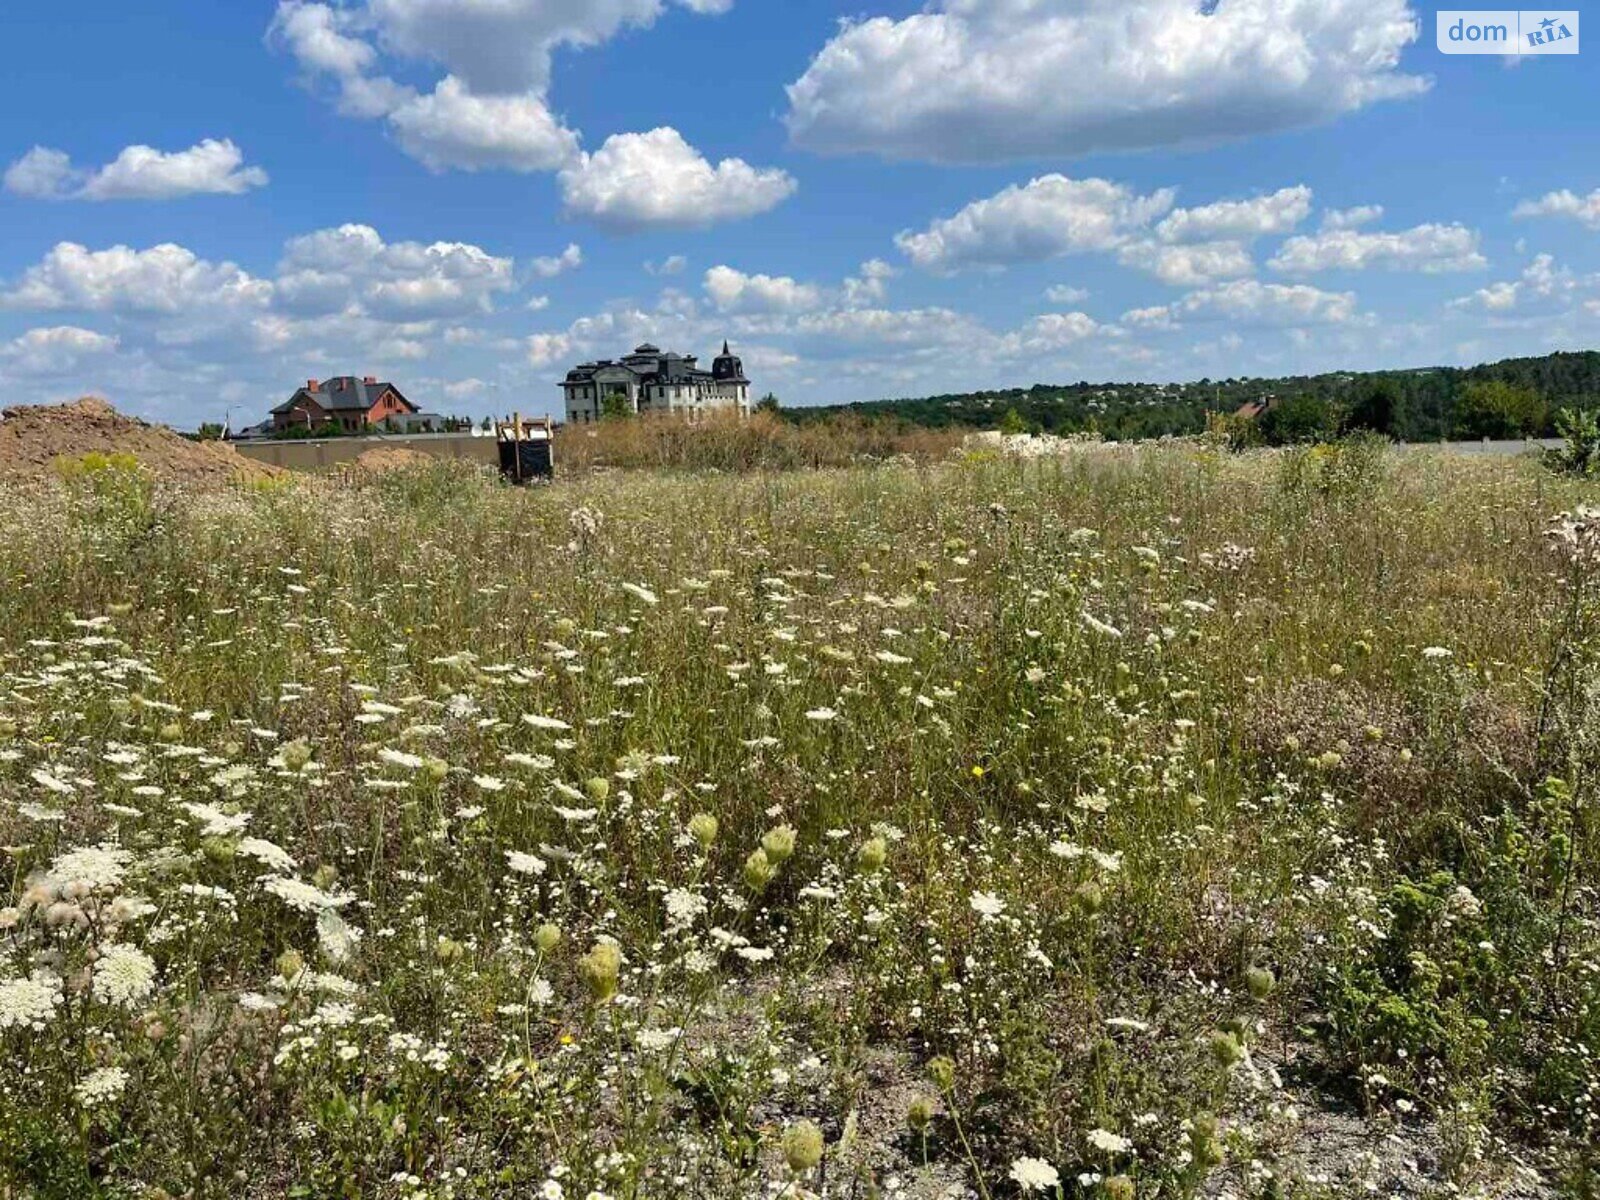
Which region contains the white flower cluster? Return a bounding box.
[92,944,157,1008]
[0,972,64,1030]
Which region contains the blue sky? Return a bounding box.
[0,1,1596,429]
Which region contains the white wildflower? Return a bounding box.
[74,1065,129,1108]
[238,837,297,873]
[0,972,63,1030]
[506,851,547,876]
[1009,1157,1060,1193]
[969,891,1006,918]
[93,944,157,1008]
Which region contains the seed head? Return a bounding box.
[534,923,562,955]
[782,1119,824,1173]
[689,813,719,849]
[1245,966,1276,1001]
[856,837,888,873]
[578,941,622,1004]
[1208,1029,1244,1068]
[907,1095,935,1132]
[743,848,775,892]
[760,825,796,865]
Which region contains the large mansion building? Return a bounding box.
[561,342,750,424]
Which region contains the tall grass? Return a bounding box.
[0,444,1596,1199]
[553,410,968,473]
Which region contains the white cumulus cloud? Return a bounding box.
[389,78,579,172]
[1155,186,1313,243]
[1,326,120,374]
[532,244,585,279]
[1269,223,1487,274]
[559,128,796,231]
[274,224,516,319]
[895,175,1175,273]
[1117,240,1255,287]
[1171,279,1361,325]
[785,0,1426,164]
[704,267,823,314]
[1513,188,1600,230]
[1,243,273,315]
[5,140,268,201]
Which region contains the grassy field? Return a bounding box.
[2,442,1598,1199]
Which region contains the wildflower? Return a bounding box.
[1086,1128,1132,1154]
[181,801,251,837]
[969,891,1005,918]
[523,713,573,731]
[1010,1157,1060,1193]
[577,941,622,1003]
[534,923,562,954]
[47,845,132,892]
[1082,612,1124,639]
[621,582,659,606]
[664,888,707,926]
[238,837,297,873]
[1421,646,1452,660]
[805,707,839,721]
[378,748,425,770]
[927,1056,956,1093]
[583,776,610,803]
[506,851,548,877]
[265,877,352,913]
[782,1120,825,1173]
[1104,1176,1136,1200]
[0,973,63,1030]
[74,1065,129,1108]
[93,944,157,1008]
[318,909,362,962]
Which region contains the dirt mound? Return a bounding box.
[0,397,282,486]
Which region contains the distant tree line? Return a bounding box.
[780,351,1600,443]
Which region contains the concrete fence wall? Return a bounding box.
[233,433,500,473]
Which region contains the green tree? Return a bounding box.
[755,392,781,414]
[1258,395,1338,445]
[601,392,632,421]
[998,407,1030,435]
[1454,380,1545,439]
[1344,379,1399,436]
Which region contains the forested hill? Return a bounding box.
[782,350,1600,442]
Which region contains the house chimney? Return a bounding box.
[307,379,320,392]
[364,376,377,385]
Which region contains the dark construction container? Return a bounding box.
[496,415,555,484]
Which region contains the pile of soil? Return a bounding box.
[0,397,282,486]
